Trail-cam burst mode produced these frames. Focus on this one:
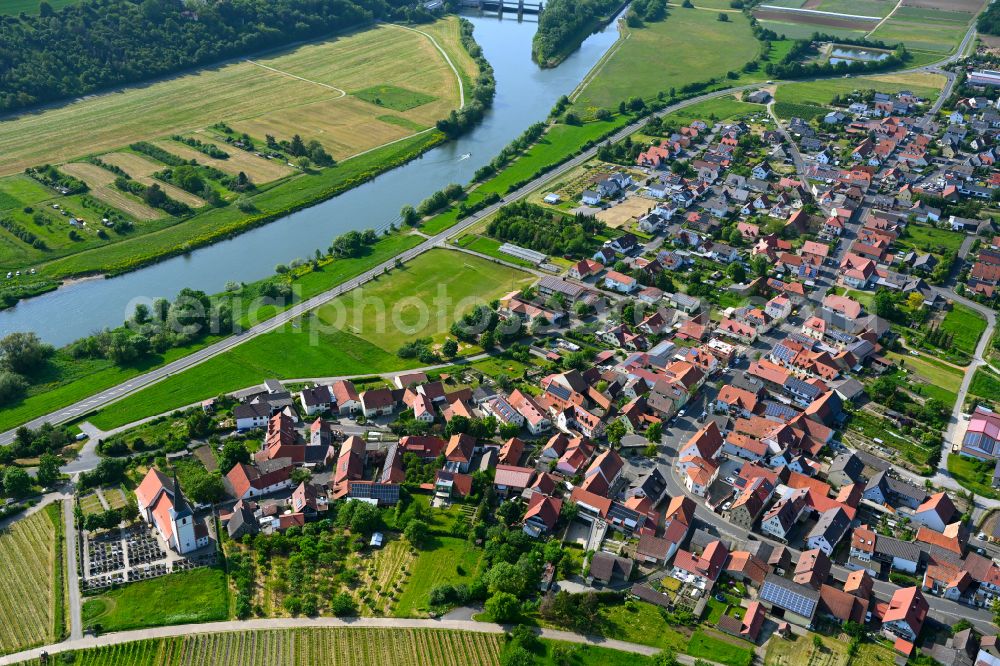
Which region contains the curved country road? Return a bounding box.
[0,616,721,666]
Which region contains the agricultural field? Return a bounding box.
[0,18,473,278]
[0,505,63,655]
[14,628,506,666]
[869,14,970,53]
[811,0,896,17]
[242,532,417,618]
[151,138,293,183]
[571,8,760,118]
[0,21,467,175]
[765,632,896,666]
[86,248,529,430]
[58,162,164,220]
[82,567,229,633]
[102,488,129,510]
[772,71,945,118]
[753,7,877,35]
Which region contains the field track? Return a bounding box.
[756,6,880,26]
[245,60,348,97]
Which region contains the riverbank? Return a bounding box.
[0,17,480,309]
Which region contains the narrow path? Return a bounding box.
[62,499,82,641]
[390,23,466,110]
[244,60,347,96]
[866,0,903,38]
[0,616,725,666]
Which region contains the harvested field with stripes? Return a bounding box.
[0,507,62,655]
[14,628,504,665]
[58,163,162,221]
[155,137,294,184]
[99,153,207,208]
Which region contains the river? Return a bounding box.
[0,13,621,347]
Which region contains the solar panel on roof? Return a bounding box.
[761,580,817,617]
[547,384,572,401]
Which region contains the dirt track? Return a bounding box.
[753,7,878,28]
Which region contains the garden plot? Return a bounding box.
[58,162,162,221]
[100,152,207,208]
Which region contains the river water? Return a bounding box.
[0,14,621,347]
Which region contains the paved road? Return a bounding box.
[0,616,725,666]
[62,499,82,641]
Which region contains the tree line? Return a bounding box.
[978,1,1000,36]
[486,201,606,258]
[0,0,418,113]
[532,0,623,65]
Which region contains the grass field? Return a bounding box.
[939,303,987,359]
[0,506,62,655]
[393,536,484,617]
[14,628,506,666]
[86,249,529,429]
[0,0,79,14]
[814,0,896,17]
[773,71,945,117]
[765,632,896,666]
[0,231,425,435]
[0,21,465,175]
[970,368,1000,405]
[82,567,229,633]
[687,630,753,666]
[949,454,1000,500]
[885,351,963,407]
[95,152,208,208]
[597,601,687,651]
[758,19,868,41]
[571,9,760,117]
[869,14,969,52]
[896,223,964,256]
